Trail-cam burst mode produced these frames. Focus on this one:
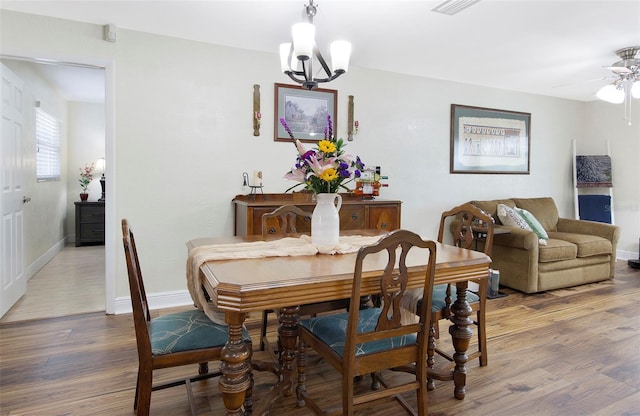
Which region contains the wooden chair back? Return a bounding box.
[122,219,153,362]
[437,202,494,256]
[348,230,437,372]
[261,205,312,236]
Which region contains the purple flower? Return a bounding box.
[279,117,295,141]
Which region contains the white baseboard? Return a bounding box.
[114,289,193,315]
[25,238,67,282]
[617,249,638,261]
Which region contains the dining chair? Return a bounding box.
[420,203,493,388]
[261,204,312,236]
[121,219,252,416]
[259,205,350,352]
[296,229,437,416]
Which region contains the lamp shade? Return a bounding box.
[330,40,352,73]
[632,80,640,99]
[597,84,625,104]
[95,157,106,175]
[292,22,315,60]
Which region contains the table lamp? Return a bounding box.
[95,157,106,201]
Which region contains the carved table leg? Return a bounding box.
[220,311,251,416]
[252,305,300,416]
[448,281,473,400]
[278,305,300,397]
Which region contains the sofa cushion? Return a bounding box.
[548,232,612,258]
[515,207,549,241]
[497,203,531,229]
[512,198,559,231]
[471,199,515,225]
[538,239,577,262]
[498,204,548,246]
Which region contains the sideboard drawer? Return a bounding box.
[369,205,400,231]
[340,206,366,230]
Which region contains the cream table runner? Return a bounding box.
[186,235,382,325]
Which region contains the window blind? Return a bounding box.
[36,107,61,181]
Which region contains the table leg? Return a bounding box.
[251,305,300,415]
[448,281,473,400]
[220,311,251,416]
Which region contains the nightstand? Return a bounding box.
[74,201,105,246]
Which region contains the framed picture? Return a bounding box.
[274,83,337,143]
[450,104,531,174]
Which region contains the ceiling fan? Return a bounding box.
[596,46,640,125]
[597,46,640,103]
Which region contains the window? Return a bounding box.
[36,107,61,181]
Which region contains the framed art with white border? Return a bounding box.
[274,83,337,143]
[450,104,531,174]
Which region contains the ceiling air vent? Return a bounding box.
[431,0,481,15]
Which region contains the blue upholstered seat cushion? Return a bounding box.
[299,308,417,357]
[417,284,480,313]
[150,309,251,355]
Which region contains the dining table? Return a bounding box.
[186,233,491,416]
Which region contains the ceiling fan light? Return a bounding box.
[292,22,315,60]
[330,40,351,73]
[632,81,640,99]
[597,84,624,104]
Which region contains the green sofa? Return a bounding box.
[470,197,620,294]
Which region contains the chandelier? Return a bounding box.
[596,46,640,125]
[279,1,351,90]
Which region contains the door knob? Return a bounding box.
[23,196,32,204]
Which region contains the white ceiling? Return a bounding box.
[2,0,639,103]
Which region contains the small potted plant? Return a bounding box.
[78,162,94,201]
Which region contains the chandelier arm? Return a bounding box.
[285,72,305,86]
[314,46,333,78]
[301,59,311,83]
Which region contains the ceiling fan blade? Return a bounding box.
[605,66,633,75]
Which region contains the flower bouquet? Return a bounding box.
[281,114,364,194]
[79,162,94,193]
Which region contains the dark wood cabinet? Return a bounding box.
[232,193,402,237]
[74,201,105,246]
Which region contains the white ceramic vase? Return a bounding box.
[311,193,342,246]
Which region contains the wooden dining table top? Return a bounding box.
[186,233,491,313]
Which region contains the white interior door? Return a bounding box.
[0,63,26,317]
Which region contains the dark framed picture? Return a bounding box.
[450,104,531,174]
[274,83,337,143]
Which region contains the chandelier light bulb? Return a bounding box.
[292,22,315,60]
[279,43,292,72]
[632,80,640,99]
[596,84,625,104]
[330,40,352,73]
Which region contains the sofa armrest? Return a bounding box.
[493,225,540,251]
[557,218,620,244]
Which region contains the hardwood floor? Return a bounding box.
[1,261,638,415]
[0,244,104,323]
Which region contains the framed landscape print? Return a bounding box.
[450,104,531,174]
[274,83,337,143]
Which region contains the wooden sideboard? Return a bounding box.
[232,193,402,237]
[74,201,105,246]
